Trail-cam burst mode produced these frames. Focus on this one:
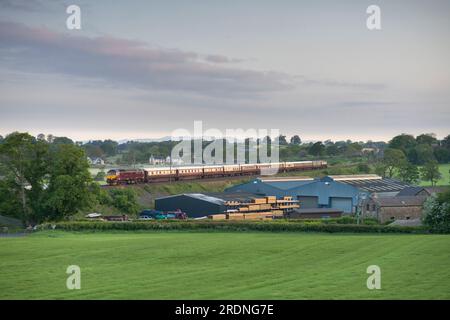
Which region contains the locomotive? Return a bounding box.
[106,160,327,185]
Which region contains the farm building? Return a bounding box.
[155,192,299,219]
[155,192,261,218]
[225,175,412,214]
[361,196,426,223]
[155,193,226,217]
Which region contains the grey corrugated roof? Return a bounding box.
[338,178,411,193]
[184,193,226,205]
[156,193,225,205]
[373,196,426,207]
[259,179,315,190]
[157,192,262,205]
[396,187,426,196]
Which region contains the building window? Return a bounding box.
[366,204,370,211]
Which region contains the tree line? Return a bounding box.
[376,133,450,186]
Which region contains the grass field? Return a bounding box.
[1,231,449,300]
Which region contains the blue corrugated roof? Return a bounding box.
[262,180,314,190]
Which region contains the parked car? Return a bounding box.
[138,215,153,220]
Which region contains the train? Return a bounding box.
[105,160,327,185]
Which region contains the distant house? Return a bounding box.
[149,155,166,165]
[92,158,105,165]
[361,196,426,223]
[361,147,379,154]
[86,157,93,165]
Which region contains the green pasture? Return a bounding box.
[1,231,449,299]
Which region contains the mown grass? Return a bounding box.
[1,231,449,299]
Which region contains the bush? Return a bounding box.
[423,189,450,233]
[39,220,429,234]
[108,188,140,215]
[357,163,371,173]
[95,171,106,181]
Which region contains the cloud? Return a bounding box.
[296,75,387,91]
[0,0,47,12]
[0,21,293,98]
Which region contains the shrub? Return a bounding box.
[422,189,450,233]
[39,220,429,234]
[108,188,140,215]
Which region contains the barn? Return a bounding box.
[154,192,259,218]
[361,196,426,223]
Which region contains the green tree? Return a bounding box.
[52,136,74,145]
[416,133,437,146]
[0,132,47,223]
[382,148,407,178]
[398,162,420,184]
[442,134,450,150]
[309,142,325,156]
[389,134,417,154]
[277,135,288,145]
[0,132,95,224]
[420,160,442,186]
[423,189,450,233]
[43,144,95,221]
[290,135,301,145]
[413,144,435,165]
[434,147,450,163]
[325,144,339,156]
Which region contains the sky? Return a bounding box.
[0,0,449,142]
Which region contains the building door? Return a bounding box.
[297,196,319,208]
[330,197,353,213]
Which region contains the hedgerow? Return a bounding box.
[39,220,430,234]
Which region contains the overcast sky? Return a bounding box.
[0,0,449,142]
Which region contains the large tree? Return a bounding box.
[420,160,442,186]
[309,142,325,156]
[381,148,407,178]
[411,144,435,165]
[389,134,417,154]
[416,133,437,146]
[398,162,420,184]
[0,132,95,224]
[290,135,301,145]
[43,144,96,221]
[0,132,47,223]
